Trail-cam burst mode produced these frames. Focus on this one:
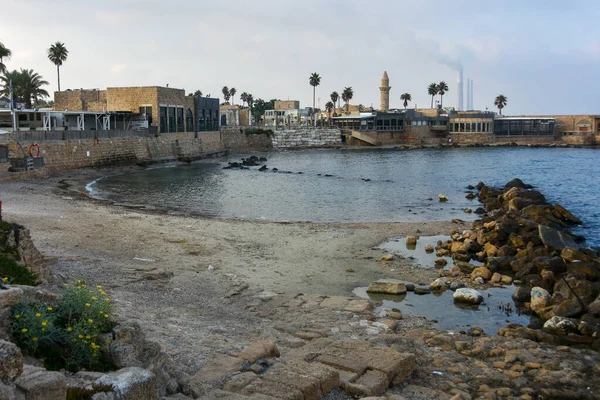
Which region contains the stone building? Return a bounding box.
[448,111,495,134]
[274,100,300,111]
[379,71,391,111]
[54,86,219,134]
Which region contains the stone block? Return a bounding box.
[223,372,258,393]
[0,287,24,308]
[345,370,389,398]
[263,368,322,400]
[94,367,156,400]
[344,300,372,313]
[15,365,66,400]
[366,281,407,295]
[283,360,340,395]
[319,296,350,309]
[189,355,245,384]
[240,379,304,400]
[316,354,368,375]
[235,340,280,363]
[0,340,23,384]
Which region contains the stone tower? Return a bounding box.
[379,71,391,111]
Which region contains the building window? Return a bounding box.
[459,123,464,132]
[177,107,184,132]
[140,106,153,125]
[477,122,481,132]
[159,106,167,133]
[186,109,193,132]
[168,107,176,133]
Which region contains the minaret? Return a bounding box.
[379,71,391,111]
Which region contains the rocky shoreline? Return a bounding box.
[0,173,599,399]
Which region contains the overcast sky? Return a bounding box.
[2,0,599,115]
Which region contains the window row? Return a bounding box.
[450,121,492,133]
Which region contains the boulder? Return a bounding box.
[504,178,530,189]
[14,365,66,400]
[566,262,599,281]
[434,258,447,268]
[561,247,591,263]
[553,277,598,303]
[95,367,157,400]
[543,316,579,335]
[424,244,434,253]
[453,288,484,305]
[538,225,578,251]
[438,194,448,202]
[487,256,515,273]
[501,275,513,285]
[367,281,407,295]
[554,298,584,318]
[450,281,465,291]
[106,321,161,369]
[497,245,518,257]
[429,278,447,291]
[589,298,600,316]
[578,314,600,337]
[503,187,546,204]
[532,256,566,274]
[508,197,538,211]
[455,262,476,274]
[553,204,582,225]
[413,287,431,295]
[0,339,23,384]
[530,287,551,313]
[465,193,476,200]
[490,272,503,284]
[471,267,492,281]
[512,286,531,303]
[405,236,417,245]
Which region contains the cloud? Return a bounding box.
[110,64,127,73]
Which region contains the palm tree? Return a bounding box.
[240,92,249,107]
[47,42,68,92]
[494,94,507,114]
[309,72,321,126]
[400,93,412,109]
[229,87,236,105]
[194,90,203,96]
[1,69,49,109]
[325,101,334,125]
[221,86,230,104]
[247,94,254,125]
[427,83,438,108]
[358,104,365,112]
[330,91,339,116]
[341,87,354,115]
[0,41,11,73]
[437,81,449,107]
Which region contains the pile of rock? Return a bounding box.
[436,178,599,344]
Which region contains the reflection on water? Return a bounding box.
[89,147,600,246]
[353,285,531,334]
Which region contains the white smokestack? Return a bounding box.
[467,79,471,110]
[457,69,463,111]
[471,80,474,110]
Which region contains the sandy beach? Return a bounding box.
[1,169,465,370]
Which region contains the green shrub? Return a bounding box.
[11,280,115,372]
[245,128,274,137]
[1,255,38,286]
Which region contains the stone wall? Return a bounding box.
[4,131,271,174]
[448,133,558,146]
[271,127,342,149]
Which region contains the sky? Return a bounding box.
[1,0,599,115]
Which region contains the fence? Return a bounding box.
[15,129,151,142]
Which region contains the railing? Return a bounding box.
[15,129,151,142]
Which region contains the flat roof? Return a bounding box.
[495,117,556,121]
[0,109,134,116]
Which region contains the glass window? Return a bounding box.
[168,107,176,133]
[459,123,464,132]
[159,106,167,133]
[177,107,184,132]
[477,123,482,132]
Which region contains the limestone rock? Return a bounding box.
[490,272,503,284]
[453,288,483,305]
[0,339,23,384]
[512,286,531,303]
[543,316,578,335]
[471,267,492,281]
[405,236,417,245]
[424,244,434,253]
[380,254,395,262]
[367,281,406,295]
[554,298,584,318]
[14,365,66,400]
[429,278,447,291]
[0,286,24,308]
[236,340,280,363]
[554,203,582,225]
[438,194,448,202]
[588,298,600,316]
[95,367,157,400]
[538,225,578,251]
[530,287,551,313]
[578,314,600,336]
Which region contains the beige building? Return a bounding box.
[274,100,300,111]
[54,86,220,133]
[448,111,495,134]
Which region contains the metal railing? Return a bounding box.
[15,129,151,142]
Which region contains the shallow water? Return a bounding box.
[353,285,531,334]
[89,147,600,246]
[376,235,484,269]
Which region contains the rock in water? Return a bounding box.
[538,225,578,251]
[439,194,448,202]
[429,278,447,291]
[453,288,484,304]
[471,267,492,281]
[406,236,417,245]
[543,316,578,335]
[367,281,407,295]
[424,244,434,253]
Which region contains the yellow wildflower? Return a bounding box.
[78,334,83,339]
[77,280,81,283]
[72,338,77,342]
[15,315,20,319]
[105,298,110,303]
[22,328,28,333]
[67,327,73,332]
[32,337,38,342]
[86,335,91,339]
[104,314,109,318]
[85,303,91,307]
[88,319,93,324]
[2,277,8,282]
[47,307,53,311]
[41,321,47,327]
[42,328,46,332]
[92,296,97,301]
[35,313,41,318]
[97,285,102,289]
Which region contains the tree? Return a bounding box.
[229,87,236,105]
[47,42,68,92]
[437,81,449,107]
[341,87,353,115]
[330,91,339,116]
[0,41,11,73]
[494,94,507,115]
[240,92,249,107]
[400,93,412,109]
[1,69,49,109]
[427,83,438,108]
[222,86,230,103]
[325,101,334,125]
[358,104,364,112]
[194,90,202,96]
[251,98,275,125]
[246,94,254,125]
[309,72,321,126]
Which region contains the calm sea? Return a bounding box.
[88,147,600,247]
